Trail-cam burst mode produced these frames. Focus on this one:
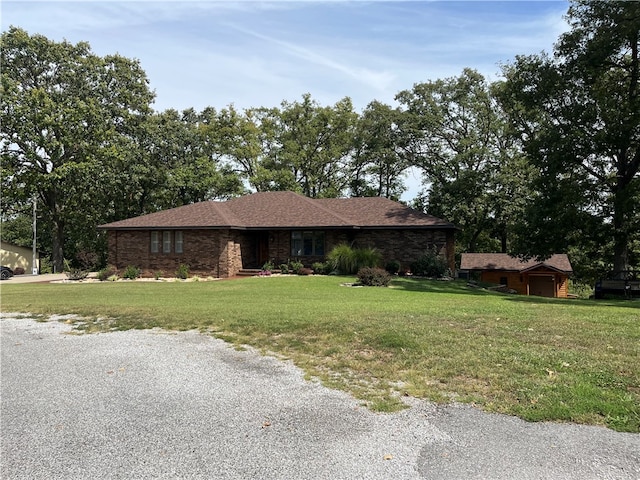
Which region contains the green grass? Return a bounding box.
[1,276,638,432]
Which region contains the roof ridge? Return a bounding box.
[300,194,355,225]
[211,200,239,227]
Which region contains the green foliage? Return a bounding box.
[261,260,274,272]
[39,257,53,274]
[384,260,401,275]
[153,270,164,280]
[498,1,640,275]
[327,244,357,274]
[122,265,141,280]
[357,267,391,287]
[410,249,449,278]
[0,27,155,272]
[327,244,381,274]
[279,263,290,274]
[63,259,89,280]
[353,247,382,271]
[312,262,330,275]
[175,264,190,279]
[289,260,304,275]
[97,266,117,281]
[396,68,528,253]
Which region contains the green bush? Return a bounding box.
[176,264,190,279]
[357,267,391,287]
[97,265,117,281]
[385,260,401,275]
[64,259,89,280]
[327,244,357,274]
[279,263,290,274]
[354,247,382,270]
[312,262,330,275]
[262,260,274,272]
[122,265,141,280]
[289,260,304,274]
[410,249,448,278]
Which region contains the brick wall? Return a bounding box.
[107,227,456,278]
[260,228,455,272]
[108,229,225,278]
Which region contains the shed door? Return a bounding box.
[529,275,555,297]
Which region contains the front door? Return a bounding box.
[257,232,269,267]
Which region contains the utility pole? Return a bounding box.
[32,194,38,275]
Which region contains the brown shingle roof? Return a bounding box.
[460,253,573,273]
[99,191,456,230]
[316,197,454,228]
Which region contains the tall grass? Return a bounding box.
[327,244,381,274]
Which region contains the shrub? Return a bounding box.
[262,260,274,272]
[176,264,190,279]
[327,244,357,274]
[64,259,89,280]
[279,263,290,274]
[354,247,382,271]
[122,265,141,280]
[289,260,304,274]
[357,267,391,287]
[97,265,117,281]
[312,262,330,275]
[38,257,53,274]
[410,249,448,278]
[384,260,401,275]
[13,267,25,275]
[153,270,164,280]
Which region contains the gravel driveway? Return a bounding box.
[1,314,638,479]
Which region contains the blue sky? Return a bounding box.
[3,0,570,198]
[3,1,569,112]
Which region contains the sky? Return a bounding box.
[2,0,571,199]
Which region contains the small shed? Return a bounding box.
[0,241,40,274]
[460,253,573,298]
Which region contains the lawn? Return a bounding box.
[1,275,638,432]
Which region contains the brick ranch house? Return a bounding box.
[99,191,457,278]
[460,253,573,298]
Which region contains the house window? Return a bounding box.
[163,231,171,253]
[175,231,183,254]
[151,231,160,253]
[291,231,324,256]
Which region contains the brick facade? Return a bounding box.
[108,227,455,278]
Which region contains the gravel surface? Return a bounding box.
[1,314,639,480]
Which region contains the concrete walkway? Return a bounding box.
[3,273,94,284]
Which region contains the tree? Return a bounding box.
[498,1,640,276]
[396,69,524,252]
[265,94,358,198]
[1,27,155,271]
[350,101,407,199]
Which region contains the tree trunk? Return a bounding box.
[612,175,631,276]
[51,218,65,273]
